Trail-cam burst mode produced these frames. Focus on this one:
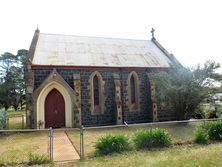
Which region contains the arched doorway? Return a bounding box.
[45,88,65,128]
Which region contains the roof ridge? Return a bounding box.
[40,32,150,42]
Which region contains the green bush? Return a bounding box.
[133,128,171,149]
[95,134,130,155]
[202,121,222,140]
[215,104,222,118]
[0,108,7,129]
[194,126,209,144]
[28,153,51,165]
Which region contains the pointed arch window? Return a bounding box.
[93,75,100,105]
[90,71,104,114]
[127,71,140,111]
[130,75,136,104]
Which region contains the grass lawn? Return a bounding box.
[67,122,200,157]
[7,117,26,129]
[6,110,26,129]
[62,143,222,167]
[7,110,25,117]
[0,132,49,165]
[0,121,221,166]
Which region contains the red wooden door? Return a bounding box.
[45,89,65,128]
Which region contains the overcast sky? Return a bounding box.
[0,0,221,70]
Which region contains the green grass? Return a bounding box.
[67,122,199,157]
[7,117,26,129]
[0,121,221,166]
[6,110,26,129]
[28,153,51,165]
[7,110,25,117]
[61,143,222,167]
[0,132,49,165]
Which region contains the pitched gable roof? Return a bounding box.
[29,30,180,68]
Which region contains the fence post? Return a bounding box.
[22,114,24,129]
[80,125,84,159]
[49,127,53,161]
[150,122,153,132]
[6,117,9,129]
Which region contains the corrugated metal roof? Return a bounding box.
[32,33,172,68]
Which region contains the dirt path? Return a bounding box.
[53,131,80,162]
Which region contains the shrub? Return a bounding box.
[95,134,130,155]
[0,108,7,130]
[28,153,51,165]
[215,104,222,118]
[133,128,171,149]
[202,121,222,140]
[194,126,209,144]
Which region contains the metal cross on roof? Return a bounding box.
[151,28,155,39]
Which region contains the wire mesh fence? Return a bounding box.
[79,118,222,158]
[0,128,80,165]
[0,118,222,165]
[0,129,51,166]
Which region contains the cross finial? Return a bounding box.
[151,28,155,39]
[35,24,40,33]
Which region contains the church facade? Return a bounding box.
[26,29,180,128]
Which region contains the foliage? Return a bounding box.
[95,134,131,155]
[215,104,222,118]
[0,108,7,129]
[67,122,196,157]
[133,128,171,149]
[200,103,218,118]
[194,126,209,144]
[0,50,28,110]
[0,52,17,75]
[196,103,222,119]
[149,61,222,120]
[202,120,222,140]
[28,153,51,165]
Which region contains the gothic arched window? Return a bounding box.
[127,71,140,111]
[93,75,100,105]
[90,71,104,114]
[130,75,136,104]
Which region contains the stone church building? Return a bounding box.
[26,29,181,128]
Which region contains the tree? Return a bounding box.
[0,50,28,110]
[0,108,7,129]
[0,82,11,110]
[149,61,222,120]
[6,66,24,110]
[0,52,17,79]
[15,49,28,109]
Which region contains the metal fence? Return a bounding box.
[79,118,222,159]
[0,128,52,165]
[1,118,222,165]
[0,127,81,165]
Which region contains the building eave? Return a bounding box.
[28,29,40,63]
[31,64,171,71]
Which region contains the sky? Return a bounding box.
[0,0,222,70]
